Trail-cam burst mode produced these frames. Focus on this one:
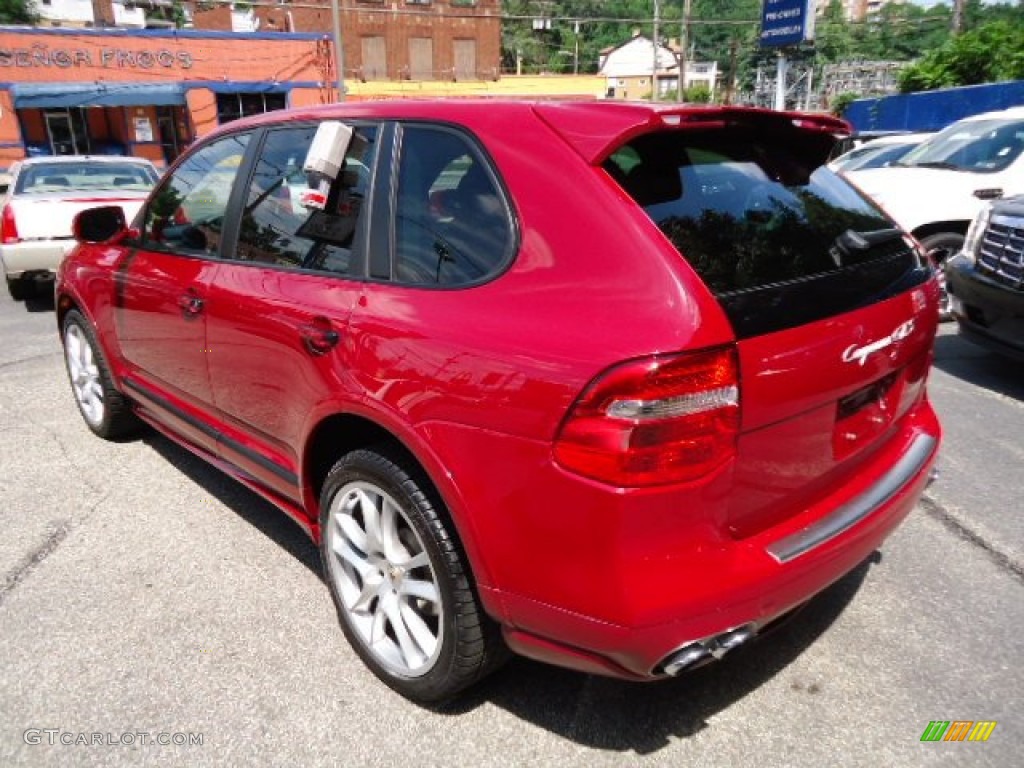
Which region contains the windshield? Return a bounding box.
[16,162,159,193]
[898,117,1024,173]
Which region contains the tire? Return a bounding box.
[6,276,29,302]
[319,447,506,702]
[920,232,963,322]
[61,309,140,439]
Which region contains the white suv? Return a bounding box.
[845,106,1024,310]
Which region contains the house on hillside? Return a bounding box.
[599,34,718,101]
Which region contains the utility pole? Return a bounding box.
[330,0,346,102]
[677,0,691,103]
[652,0,660,102]
[726,38,738,105]
[951,0,966,35]
[573,20,580,76]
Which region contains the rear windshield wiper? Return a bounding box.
[830,227,903,265]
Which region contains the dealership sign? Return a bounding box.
[760,0,815,48]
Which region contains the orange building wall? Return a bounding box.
[0,89,21,169]
[185,89,218,140]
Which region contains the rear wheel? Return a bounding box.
[920,232,963,322]
[319,447,506,702]
[61,309,139,439]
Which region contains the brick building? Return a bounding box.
[0,1,502,168]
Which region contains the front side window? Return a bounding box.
[394,125,512,286]
[899,118,1024,173]
[233,123,377,274]
[143,133,250,257]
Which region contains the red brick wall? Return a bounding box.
[244,1,502,82]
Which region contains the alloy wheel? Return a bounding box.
[64,323,105,427]
[324,481,443,678]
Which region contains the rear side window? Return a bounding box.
[393,125,513,286]
[606,127,930,336]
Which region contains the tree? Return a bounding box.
[899,19,1024,92]
[0,0,38,24]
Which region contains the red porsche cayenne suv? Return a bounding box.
[56,100,942,702]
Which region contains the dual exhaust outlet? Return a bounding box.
[659,623,758,677]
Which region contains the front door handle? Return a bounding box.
[299,318,340,356]
[178,291,204,317]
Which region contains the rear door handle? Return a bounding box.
[299,318,340,356]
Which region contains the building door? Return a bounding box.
[156,106,190,166]
[45,112,82,155]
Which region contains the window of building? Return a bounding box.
[361,37,387,81]
[215,93,287,125]
[142,133,251,257]
[409,37,433,80]
[453,39,476,80]
[394,125,513,286]
[233,123,377,274]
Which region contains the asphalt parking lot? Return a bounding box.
[1,289,1021,767]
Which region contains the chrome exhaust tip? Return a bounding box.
[927,464,940,488]
[660,622,758,676]
[662,644,711,676]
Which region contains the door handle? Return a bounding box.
[299,318,340,356]
[178,292,204,317]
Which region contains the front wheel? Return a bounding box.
[920,232,964,322]
[319,448,506,703]
[61,309,139,439]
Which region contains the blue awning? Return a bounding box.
[12,83,186,108]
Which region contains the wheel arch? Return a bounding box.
[911,220,970,241]
[301,410,496,591]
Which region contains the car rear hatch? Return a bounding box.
[542,105,938,537]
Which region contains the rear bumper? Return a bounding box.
[945,255,1024,361]
[460,401,940,680]
[0,240,73,279]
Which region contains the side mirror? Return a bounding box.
[73,205,128,244]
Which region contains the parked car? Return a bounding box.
[946,195,1024,360]
[56,101,942,702]
[844,107,1024,315]
[827,132,932,174]
[1,156,160,300]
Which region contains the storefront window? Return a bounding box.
[215,93,288,125]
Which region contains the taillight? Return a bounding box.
[1,204,19,244]
[554,346,740,487]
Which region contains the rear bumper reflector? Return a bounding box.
[766,433,937,564]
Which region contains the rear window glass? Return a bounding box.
[15,162,158,193]
[605,126,930,336]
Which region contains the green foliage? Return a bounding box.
[684,84,712,103]
[898,20,1024,93]
[0,0,38,24]
[830,92,859,117]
